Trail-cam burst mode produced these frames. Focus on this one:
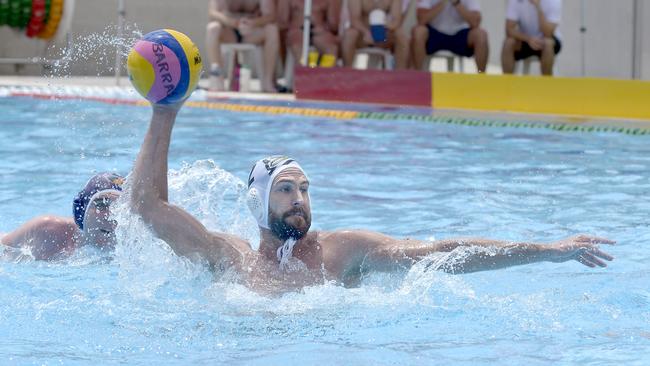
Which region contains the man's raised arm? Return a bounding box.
[328,230,614,275]
[129,104,245,269]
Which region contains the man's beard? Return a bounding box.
[268,208,311,241]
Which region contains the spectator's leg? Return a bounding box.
[206,21,238,91]
[262,24,281,92]
[342,28,361,67]
[393,29,410,70]
[244,24,281,92]
[313,32,339,59]
[501,36,518,74]
[468,27,488,73]
[279,28,289,69]
[540,37,556,76]
[287,28,304,65]
[412,25,429,70]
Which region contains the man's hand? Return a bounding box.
[363,29,374,44]
[548,235,615,268]
[526,36,545,51]
[529,0,541,6]
[239,18,254,35]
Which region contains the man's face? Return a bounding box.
[83,191,120,249]
[267,168,311,240]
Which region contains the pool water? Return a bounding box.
[1,95,649,365]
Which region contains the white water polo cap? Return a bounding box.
[246,155,309,229]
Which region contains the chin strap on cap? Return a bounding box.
[277,238,297,271]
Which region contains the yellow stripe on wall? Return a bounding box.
[432,73,650,121]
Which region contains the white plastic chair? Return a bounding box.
[283,49,296,88]
[220,43,264,86]
[520,55,559,75]
[521,56,536,74]
[353,47,394,70]
[423,50,464,72]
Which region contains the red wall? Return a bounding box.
[294,66,432,107]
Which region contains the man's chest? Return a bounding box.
[363,0,392,13]
[227,0,260,14]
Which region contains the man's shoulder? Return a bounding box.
[208,230,253,252]
[543,0,563,12]
[317,229,387,248]
[27,215,77,235]
[2,215,78,259]
[32,216,78,243]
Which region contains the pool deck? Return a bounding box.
[2,75,650,134]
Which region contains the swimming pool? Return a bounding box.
[1,93,649,365]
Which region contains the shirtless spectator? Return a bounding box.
[206,0,281,92]
[342,0,409,69]
[412,0,488,72]
[501,0,562,76]
[278,0,341,68]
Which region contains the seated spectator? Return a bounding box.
[412,0,488,72]
[206,0,281,92]
[342,0,410,70]
[278,0,342,68]
[501,0,562,76]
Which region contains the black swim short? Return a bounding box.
[234,29,243,43]
[515,36,562,61]
[425,26,474,57]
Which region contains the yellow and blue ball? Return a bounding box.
[127,29,202,104]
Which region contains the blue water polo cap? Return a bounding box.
[73,172,125,230]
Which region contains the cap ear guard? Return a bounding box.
[246,188,266,227]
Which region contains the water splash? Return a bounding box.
[44,23,143,79]
[111,160,256,299]
[168,160,258,248]
[0,243,36,263]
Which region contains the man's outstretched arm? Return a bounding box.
[327,230,614,275]
[129,104,246,269]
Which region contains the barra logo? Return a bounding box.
[152,43,175,95]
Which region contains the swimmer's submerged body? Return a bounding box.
[0,173,124,260]
[129,102,614,294]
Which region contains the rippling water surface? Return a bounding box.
[1,96,649,365]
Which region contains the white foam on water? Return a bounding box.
[105,159,480,311]
[111,160,257,299]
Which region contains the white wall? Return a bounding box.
[0,0,648,79]
[640,0,650,79]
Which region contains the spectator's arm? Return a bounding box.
[208,0,239,28]
[416,1,446,26]
[506,19,531,42]
[276,0,291,29]
[349,0,370,35]
[532,1,557,38]
[386,0,403,30]
[327,0,342,33]
[246,0,277,27]
[453,2,481,29]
